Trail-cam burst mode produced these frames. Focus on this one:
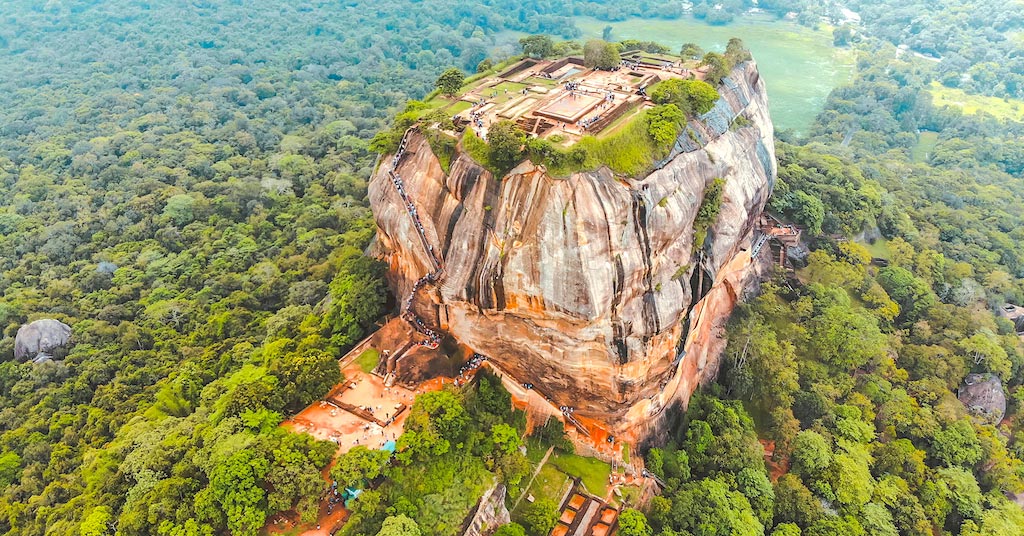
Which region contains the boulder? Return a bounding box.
[958,373,1006,424]
[13,319,72,363]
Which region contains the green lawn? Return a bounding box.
[862,237,891,260]
[490,81,528,93]
[928,82,1024,122]
[911,131,939,162]
[594,104,643,140]
[524,76,560,88]
[355,348,380,373]
[550,452,611,498]
[525,438,550,465]
[483,81,530,104]
[512,463,570,517]
[446,100,473,115]
[577,14,855,133]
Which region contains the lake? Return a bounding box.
[576,15,855,133]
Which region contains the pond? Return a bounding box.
[576,15,855,134]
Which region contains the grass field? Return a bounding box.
[550,452,612,497]
[512,463,570,517]
[524,76,560,88]
[446,100,473,115]
[862,237,891,260]
[577,14,855,133]
[485,81,530,104]
[928,82,1024,122]
[911,131,939,162]
[355,348,379,373]
[595,104,643,139]
[525,438,550,464]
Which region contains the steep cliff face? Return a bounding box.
[369,61,776,436]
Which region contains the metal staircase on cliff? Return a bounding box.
[387,129,446,350]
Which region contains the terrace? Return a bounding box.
[432,52,703,147]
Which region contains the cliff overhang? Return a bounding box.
[369,60,776,440]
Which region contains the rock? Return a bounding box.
[13,319,72,362]
[462,482,510,536]
[370,62,775,438]
[958,373,1006,424]
[786,241,810,268]
[96,261,118,274]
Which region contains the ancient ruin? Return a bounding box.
[450,51,702,144]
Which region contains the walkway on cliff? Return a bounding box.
[386,129,445,350]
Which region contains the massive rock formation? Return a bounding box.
[14,319,72,363]
[370,61,775,437]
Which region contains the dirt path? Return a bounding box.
[512,446,555,511]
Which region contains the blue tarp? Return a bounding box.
[381,440,397,453]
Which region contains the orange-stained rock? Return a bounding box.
[369,61,776,437]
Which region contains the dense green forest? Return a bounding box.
[0,0,1023,535]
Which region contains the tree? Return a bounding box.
[0,452,21,488]
[376,515,421,536]
[493,523,527,536]
[583,40,620,70]
[486,120,525,171]
[163,194,199,226]
[958,332,1011,381]
[700,52,730,84]
[833,25,855,46]
[645,104,685,147]
[680,43,704,60]
[725,38,752,64]
[649,79,720,115]
[877,266,935,325]
[825,454,875,509]
[931,420,983,468]
[770,524,801,536]
[872,439,926,488]
[808,304,886,371]
[406,389,468,441]
[271,348,342,412]
[805,517,864,536]
[331,446,391,489]
[199,449,269,536]
[774,474,822,529]
[857,503,898,536]
[80,506,112,536]
[617,509,652,536]
[791,431,832,478]
[435,67,465,97]
[737,467,775,526]
[520,498,559,536]
[666,478,764,536]
[937,466,983,520]
[324,256,387,347]
[491,423,521,455]
[520,35,554,58]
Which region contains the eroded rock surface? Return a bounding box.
[14,319,72,363]
[370,62,776,436]
[959,373,1006,424]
